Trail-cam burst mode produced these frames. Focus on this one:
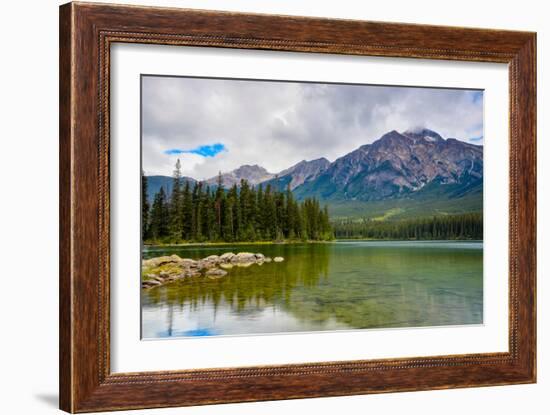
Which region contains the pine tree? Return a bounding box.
[256,185,265,238]
[229,184,242,240]
[169,159,183,240]
[320,205,332,240]
[331,212,482,240]
[299,204,308,241]
[239,179,251,235]
[149,186,169,239]
[263,185,277,240]
[181,181,192,240]
[274,191,285,240]
[145,176,336,243]
[224,185,239,241]
[207,188,218,240]
[141,171,150,240]
[214,172,224,238]
[222,196,234,241]
[202,186,215,240]
[284,184,296,239]
[248,185,258,240]
[191,182,203,241]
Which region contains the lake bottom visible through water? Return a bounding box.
[141,241,483,338]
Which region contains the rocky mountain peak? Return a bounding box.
[402,127,444,143]
[233,164,269,175]
[148,128,483,206]
[206,164,275,187]
[292,128,483,202]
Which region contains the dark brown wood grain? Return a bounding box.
[59,2,536,412]
[59,3,73,411]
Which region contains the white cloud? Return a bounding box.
[142,76,483,179]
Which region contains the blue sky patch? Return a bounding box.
[165,143,226,157]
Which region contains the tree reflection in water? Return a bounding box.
[141,242,483,337]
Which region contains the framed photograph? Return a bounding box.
[59,2,536,412]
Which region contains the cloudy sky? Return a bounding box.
[142,75,483,179]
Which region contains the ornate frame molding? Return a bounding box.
[60,2,536,412]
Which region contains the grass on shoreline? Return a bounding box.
[143,239,333,247]
[143,238,482,248]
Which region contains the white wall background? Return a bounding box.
[0,1,546,414]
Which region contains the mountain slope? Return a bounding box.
[262,158,330,192]
[205,164,274,187]
[146,175,196,202]
[293,128,482,203]
[145,128,483,219]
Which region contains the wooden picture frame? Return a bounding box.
[59,2,536,412]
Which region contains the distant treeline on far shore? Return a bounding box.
[332,212,483,240]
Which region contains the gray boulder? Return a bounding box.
[142,254,182,268]
[204,255,220,263]
[232,252,256,263]
[180,258,199,268]
[219,252,235,262]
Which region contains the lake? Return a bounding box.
[141,240,483,338]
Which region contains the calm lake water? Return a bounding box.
[141,241,482,338]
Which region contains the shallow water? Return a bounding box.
[141,241,483,338]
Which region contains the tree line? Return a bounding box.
[332,212,483,240]
[142,159,334,244]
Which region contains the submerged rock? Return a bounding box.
[205,268,228,278]
[219,263,234,270]
[142,279,162,288]
[185,269,201,277]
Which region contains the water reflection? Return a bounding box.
[141,241,483,338]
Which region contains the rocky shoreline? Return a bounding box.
[142,252,284,289]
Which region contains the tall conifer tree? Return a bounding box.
[149,186,169,239]
[169,159,183,239]
[141,171,150,240]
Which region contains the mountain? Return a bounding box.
[146,175,196,202]
[145,128,483,219]
[262,158,331,192]
[205,164,275,187]
[293,128,483,203]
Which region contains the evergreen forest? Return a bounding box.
[142,160,333,243]
[142,160,482,244]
